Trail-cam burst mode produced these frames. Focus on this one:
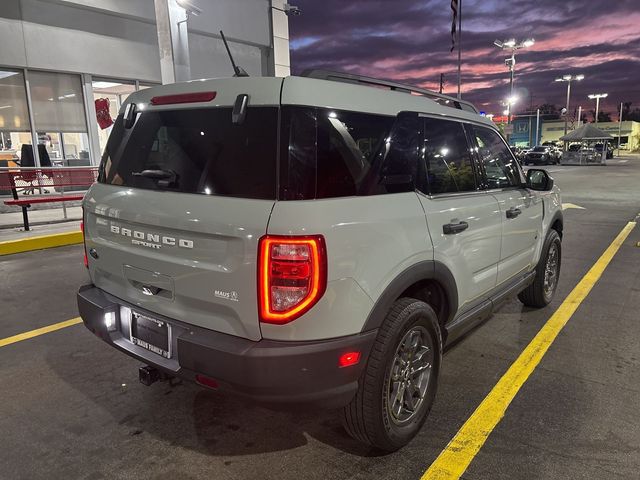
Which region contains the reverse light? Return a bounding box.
[338,352,361,368]
[258,235,327,324]
[150,91,216,105]
[104,311,117,332]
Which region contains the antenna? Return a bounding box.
[220,30,249,77]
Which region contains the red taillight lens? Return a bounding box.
[150,91,216,105]
[195,374,219,390]
[338,352,361,368]
[258,235,327,324]
[80,220,88,268]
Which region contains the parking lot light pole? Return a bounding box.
[577,105,582,125]
[493,38,535,143]
[588,93,608,125]
[617,102,623,156]
[555,74,584,152]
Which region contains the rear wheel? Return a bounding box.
[518,229,561,307]
[342,298,441,451]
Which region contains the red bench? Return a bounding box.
[0,167,99,231]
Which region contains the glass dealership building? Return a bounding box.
[0,0,290,168]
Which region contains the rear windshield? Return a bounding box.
[532,146,547,152]
[99,107,278,199]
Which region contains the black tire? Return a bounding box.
[518,229,562,308]
[341,298,442,451]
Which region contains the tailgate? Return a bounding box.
[84,184,272,341]
[83,88,281,341]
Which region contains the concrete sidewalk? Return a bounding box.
[0,205,82,252]
[0,220,81,243]
[0,206,82,230]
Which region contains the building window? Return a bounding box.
[0,69,32,166]
[28,71,91,166]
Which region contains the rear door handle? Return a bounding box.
[506,207,522,219]
[443,221,469,234]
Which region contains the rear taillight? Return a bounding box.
[80,220,88,268]
[258,235,327,324]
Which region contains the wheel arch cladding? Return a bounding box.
[550,210,563,238]
[361,261,458,333]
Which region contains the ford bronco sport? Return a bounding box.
[77,71,563,451]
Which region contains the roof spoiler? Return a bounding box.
[301,69,479,114]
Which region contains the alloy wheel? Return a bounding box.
[386,326,434,425]
[543,243,559,299]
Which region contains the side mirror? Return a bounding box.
[526,168,554,191]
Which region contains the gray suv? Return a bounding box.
[77,72,563,451]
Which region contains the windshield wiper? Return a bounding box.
[132,169,178,187]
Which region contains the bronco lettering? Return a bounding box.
[110,224,194,249]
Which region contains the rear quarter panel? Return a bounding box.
[263,193,432,341]
[532,185,562,263]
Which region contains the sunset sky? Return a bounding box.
[288,0,640,117]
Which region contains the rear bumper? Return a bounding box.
[77,285,376,408]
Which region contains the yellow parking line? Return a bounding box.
[0,231,83,256]
[421,220,637,480]
[0,317,83,348]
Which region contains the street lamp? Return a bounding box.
[555,74,584,151]
[588,93,608,125]
[493,38,535,140]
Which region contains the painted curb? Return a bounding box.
[0,231,82,256]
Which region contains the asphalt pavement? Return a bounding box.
[1,156,639,480]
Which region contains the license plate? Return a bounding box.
[130,312,171,358]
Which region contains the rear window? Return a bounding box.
[532,146,547,152]
[99,107,278,199]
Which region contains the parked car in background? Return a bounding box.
[524,146,559,165]
[509,146,525,165]
[567,144,581,152]
[541,142,562,162]
[594,143,614,159]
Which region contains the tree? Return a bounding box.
[616,103,640,122]
[625,107,640,122]
[598,111,612,123]
[588,110,612,123]
[537,103,561,119]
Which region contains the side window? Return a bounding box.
[471,126,522,189]
[376,112,421,194]
[422,117,476,194]
[280,107,397,199]
[281,107,317,200]
[315,109,395,198]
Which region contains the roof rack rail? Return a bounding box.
[300,69,479,114]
